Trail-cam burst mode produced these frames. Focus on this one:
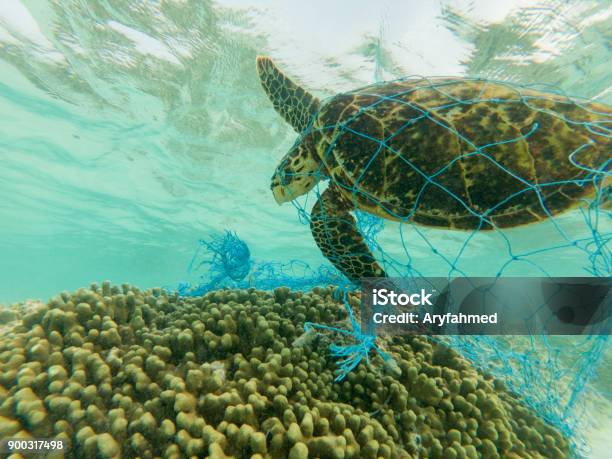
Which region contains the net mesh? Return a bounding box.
[180,77,610,456]
[177,231,344,296]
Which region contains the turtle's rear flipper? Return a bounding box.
[310,186,386,283]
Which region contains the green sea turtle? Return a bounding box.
[256,56,611,282]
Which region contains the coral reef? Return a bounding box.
[0,283,569,458]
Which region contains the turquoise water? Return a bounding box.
[1,0,610,303]
[0,0,611,456]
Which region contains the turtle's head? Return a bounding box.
[271,135,322,204]
[257,55,323,204]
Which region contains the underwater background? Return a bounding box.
[0,0,610,457]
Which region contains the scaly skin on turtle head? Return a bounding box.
[270,132,323,204]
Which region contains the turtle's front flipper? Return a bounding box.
[256,56,320,133]
[310,186,386,283]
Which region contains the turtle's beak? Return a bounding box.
[272,186,289,205]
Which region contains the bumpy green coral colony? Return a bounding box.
[0,283,569,458]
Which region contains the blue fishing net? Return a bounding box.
[180,78,610,456]
[298,77,609,423]
[177,231,346,296]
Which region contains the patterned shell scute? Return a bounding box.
[313,78,610,229]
